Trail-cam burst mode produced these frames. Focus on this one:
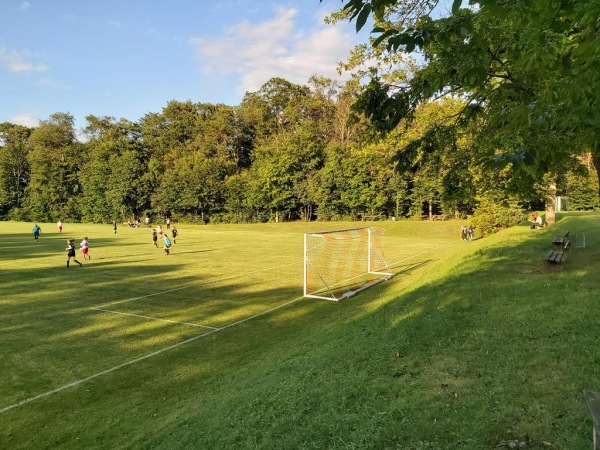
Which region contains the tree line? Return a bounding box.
[325,0,600,228]
[1,72,598,228]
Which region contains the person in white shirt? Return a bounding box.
[80,237,91,260]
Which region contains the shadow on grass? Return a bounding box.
[1,213,599,449]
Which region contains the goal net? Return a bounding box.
[303,227,393,301]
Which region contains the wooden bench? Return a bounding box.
[552,231,570,246]
[584,390,600,449]
[544,238,570,264]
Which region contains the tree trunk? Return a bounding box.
[428,199,433,220]
[592,153,600,198]
[545,179,557,225]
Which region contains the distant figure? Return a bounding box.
[163,234,172,255]
[461,225,468,241]
[80,237,91,260]
[468,225,475,240]
[66,239,82,267]
[156,225,163,239]
[152,229,158,247]
[145,216,150,228]
[57,220,63,233]
[166,217,171,229]
[112,221,118,235]
[32,224,42,240]
[171,226,178,244]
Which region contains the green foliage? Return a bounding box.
[340,0,600,208]
[563,168,600,211]
[0,123,31,216]
[1,71,597,224]
[470,198,527,235]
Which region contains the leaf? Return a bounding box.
[356,4,372,32]
[452,0,462,14]
[372,28,398,48]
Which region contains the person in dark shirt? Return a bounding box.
[66,239,82,267]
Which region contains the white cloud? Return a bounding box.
[189,6,356,95]
[0,46,47,73]
[11,112,39,128]
[107,20,122,28]
[19,1,30,11]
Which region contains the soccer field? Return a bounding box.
[0,220,460,448]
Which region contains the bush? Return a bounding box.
[471,199,527,236]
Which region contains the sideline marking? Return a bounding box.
[89,307,219,329]
[0,296,305,414]
[95,262,298,308]
[1,241,457,414]
[387,241,457,269]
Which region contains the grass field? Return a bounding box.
[1,215,599,449]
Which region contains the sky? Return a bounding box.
[0,0,366,131]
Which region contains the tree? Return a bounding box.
[25,113,82,221]
[80,116,147,222]
[247,126,324,222]
[0,123,32,218]
[328,0,600,221]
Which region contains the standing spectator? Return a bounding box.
[152,229,158,247]
[80,237,91,260]
[57,220,63,233]
[461,225,468,241]
[32,224,42,240]
[66,239,82,267]
[468,225,475,240]
[171,226,178,244]
[166,217,171,229]
[145,216,150,228]
[112,221,118,235]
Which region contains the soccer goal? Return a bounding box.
[303,227,394,301]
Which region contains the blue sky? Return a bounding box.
[0,0,364,131]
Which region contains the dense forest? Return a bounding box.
[0,74,598,229]
[2,0,600,229]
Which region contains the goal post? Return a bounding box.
[303,227,394,301]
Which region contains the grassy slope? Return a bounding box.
[1,215,599,449]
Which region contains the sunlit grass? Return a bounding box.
[0,215,599,448]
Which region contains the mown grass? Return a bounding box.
[0,214,599,449]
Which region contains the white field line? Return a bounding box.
[386,241,457,270]
[0,241,455,414]
[89,307,219,330]
[0,239,257,271]
[95,262,298,308]
[0,295,305,415]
